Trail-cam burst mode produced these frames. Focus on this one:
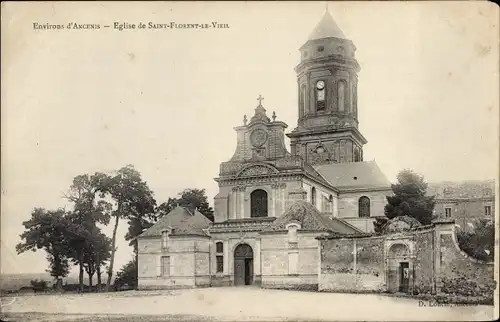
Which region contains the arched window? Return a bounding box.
[358,196,370,218]
[329,195,334,214]
[316,80,326,111]
[215,242,224,273]
[338,80,347,112]
[251,189,268,218]
[311,187,317,207]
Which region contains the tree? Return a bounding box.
[16,208,73,291]
[123,178,156,280]
[157,189,214,222]
[456,219,494,262]
[373,217,389,234]
[92,230,112,290]
[82,229,112,290]
[113,259,138,290]
[155,197,179,219]
[101,165,157,292]
[384,169,435,225]
[64,173,112,292]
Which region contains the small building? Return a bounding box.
[137,205,212,289]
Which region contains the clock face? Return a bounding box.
[316,81,325,90]
[250,129,268,147]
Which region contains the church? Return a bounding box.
[137,11,396,290]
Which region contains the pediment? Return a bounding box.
[236,163,279,177]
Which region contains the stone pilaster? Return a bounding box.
[231,187,238,219]
[239,187,246,219]
[254,239,261,276]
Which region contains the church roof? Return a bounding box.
[263,200,363,234]
[308,11,347,41]
[138,206,211,238]
[303,161,334,188]
[313,161,391,190]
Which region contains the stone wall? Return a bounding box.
[261,232,320,290]
[413,230,434,294]
[318,222,495,298]
[437,227,495,298]
[319,237,385,292]
[137,236,211,290]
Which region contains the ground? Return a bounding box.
[1,287,496,321]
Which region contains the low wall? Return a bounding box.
[261,274,318,291]
[318,222,495,299]
[438,231,495,298]
[320,273,383,292]
[318,237,385,292]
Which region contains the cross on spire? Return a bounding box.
[325,1,329,12]
[257,94,264,106]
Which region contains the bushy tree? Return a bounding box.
[16,208,74,291]
[30,279,48,293]
[113,259,137,290]
[384,169,435,225]
[156,188,214,221]
[456,219,494,262]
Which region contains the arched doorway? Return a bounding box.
[234,244,254,286]
[250,189,268,218]
[387,243,411,293]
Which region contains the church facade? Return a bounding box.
[137,12,396,290]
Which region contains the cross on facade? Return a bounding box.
[257,94,264,105]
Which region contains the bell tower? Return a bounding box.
[287,11,367,165]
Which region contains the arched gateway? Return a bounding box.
[234,244,254,285]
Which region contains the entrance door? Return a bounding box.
[244,258,253,285]
[399,262,410,293]
[234,244,254,286]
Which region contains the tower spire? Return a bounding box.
[307,9,346,41]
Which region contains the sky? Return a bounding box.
[1,1,498,276]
